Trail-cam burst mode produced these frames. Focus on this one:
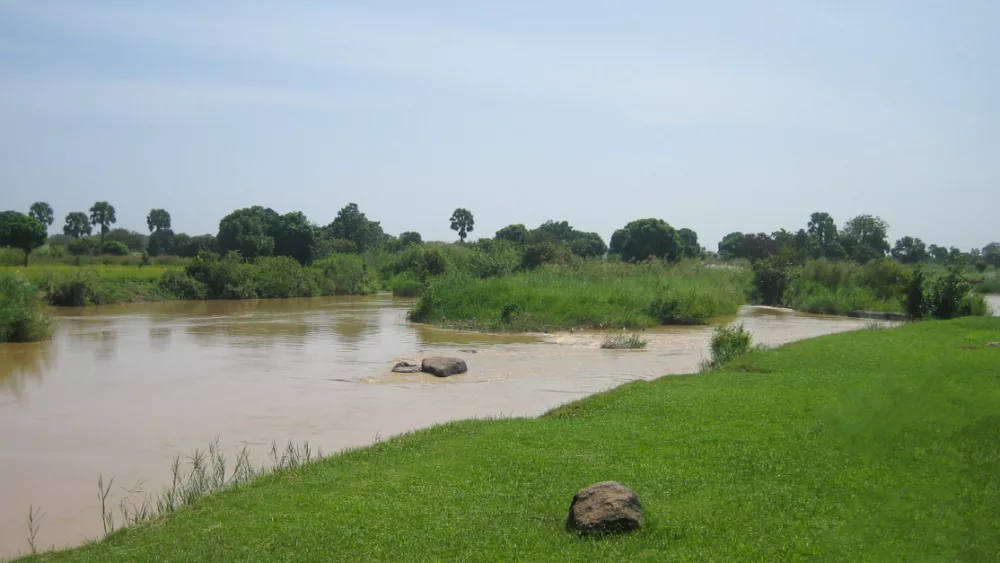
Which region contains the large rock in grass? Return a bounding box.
[421,357,468,377]
[566,481,644,535]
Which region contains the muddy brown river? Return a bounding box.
[1,294,995,557]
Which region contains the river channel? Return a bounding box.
[2,294,995,557]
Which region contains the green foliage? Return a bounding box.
[62,212,92,238]
[313,254,379,295]
[399,231,423,246]
[707,323,754,368]
[88,201,117,243]
[158,269,208,300]
[600,333,648,349]
[29,202,54,226]
[677,228,702,259]
[272,211,317,265]
[101,240,131,256]
[717,232,744,260]
[217,206,279,261]
[611,218,683,262]
[495,224,528,245]
[785,259,908,315]
[146,208,171,233]
[568,231,607,258]
[0,211,48,266]
[520,240,575,270]
[841,214,890,263]
[927,265,973,320]
[974,260,987,273]
[411,260,749,331]
[751,255,793,306]
[892,236,928,264]
[147,229,175,257]
[325,203,385,252]
[983,242,1000,268]
[105,228,148,252]
[390,275,425,297]
[807,212,845,259]
[449,208,475,242]
[37,268,162,306]
[0,272,51,342]
[68,236,100,256]
[172,233,217,258]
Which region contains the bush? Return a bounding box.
[927,266,972,320]
[707,324,753,369]
[902,267,926,319]
[600,333,648,349]
[313,254,378,295]
[390,275,425,297]
[521,241,574,270]
[158,270,208,300]
[751,256,792,306]
[0,272,51,342]
[101,240,131,256]
[251,256,318,299]
[68,237,99,256]
[974,260,988,273]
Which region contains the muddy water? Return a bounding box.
[0,296,870,557]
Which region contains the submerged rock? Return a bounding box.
[421,357,468,377]
[391,361,422,374]
[988,342,1000,348]
[566,481,644,535]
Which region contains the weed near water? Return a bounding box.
[600,333,648,349]
[0,272,52,343]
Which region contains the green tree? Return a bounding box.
[891,236,929,264]
[0,211,48,266]
[608,229,629,256]
[63,212,92,238]
[325,203,385,251]
[89,201,117,245]
[146,208,172,233]
[495,224,528,245]
[449,208,475,243]
[105,228,147,252]
[29,202,54,227]
[614,218,682,263]
[217,206,279,260]
[569,232,607,258]
[928,244,949,263]
[147,229,176,256]
[739,233,779,262]
[983,242,1000,268]
[841,215,890,263]
[717,232,745,260]
[807,212,845,259]
[399,231,423,246]
[678,228,702,259]
[273,211,317,265]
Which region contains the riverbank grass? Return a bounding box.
[23,316,1000,561]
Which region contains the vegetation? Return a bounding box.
[0,211,48,266]
[600,333,648,349]
[88,201,117,245]
[449,208,475,243]
[22,318,1000,561]
[704,323,754,369]
[0,272,51,342]
[410,260,750,331]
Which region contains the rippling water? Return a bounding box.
[0,295,886,556]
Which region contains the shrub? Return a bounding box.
[707,323,753,368]
[390,275,425,297]
[39,269,101,306]
[68,237,99,256]
[0,272,51,342]
[902,267,926,319]
[974,260,988,273]
[158,270,208,300]
[251,256,318,299]
[927,266,972,320]
[751,256,792,306]
[521,241,574,270]
[101,240,131,256]
[600,333,648,349]
[314,254,378,295]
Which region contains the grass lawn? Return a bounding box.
[0,265,174,282]
[24,317,1000,561]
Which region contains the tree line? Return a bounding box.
[1,201,997,271]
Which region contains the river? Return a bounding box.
[1,295,994,557]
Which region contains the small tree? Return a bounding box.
[89,201,117,245]
[399,231,423,246]
[449,208,474,243]
[974,260,988,273]
[146,208,172,233]
[0,211,48,266]
[63,212,92,238]
[29,202,54,227]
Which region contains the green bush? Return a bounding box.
[520,241,574,270]
[751,256,792,306]
[101,240,131,256]
[390,275,425,297]
[927,266,972,320]
[251,256,318,299]
[706,323,753,368]
[158,269,208,300]
[313,254,378,295]
[0,272,51,342]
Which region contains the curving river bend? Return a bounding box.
[1,294,996,557]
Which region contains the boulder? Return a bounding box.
[421,357,468,377]
[566,481,644,535]
[392,361,422,374]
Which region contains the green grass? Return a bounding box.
[410,260,751,331]
[599,333,648,349]
[0,265,174,282]
[23,317,1000,561]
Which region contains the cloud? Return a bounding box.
[1,0,889,128]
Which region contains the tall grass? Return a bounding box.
[785,259,908,315]
[0,272,52,342]
[600,333,648,349]
[410,260,751,331]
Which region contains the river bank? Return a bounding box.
[0,297,868,558]
[15,315,1000,561]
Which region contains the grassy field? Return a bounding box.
[0,265,174,282]
[23,317,1000,561]
[410,260,751,331]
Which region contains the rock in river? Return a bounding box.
[420,357,468,377]
[392,361,422,374]
[566,481,644,535]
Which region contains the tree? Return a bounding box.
[983,242,1000,268]
[29,202,54,227]
[928,244,949,263]
[739,233,779,262]
[449,208,475,243]
[146,208,172,233]
[217,206,279,260]
[325,203,385,251]
[678,228,702,259]
[608,229,629,256]
[841,215,890,263]
[272,211,317,265]
[807,212,845,259]
[89,201,117,245]
[569,232,607,258]
[63,212,92,238]
[105,228,147,252]
[399,231,423,246]
[495,224,528,245]
[717,232,745,260]
[147,229,176,256]
[614,218,682,263]
[0,211,48,266]
[172,233,217,258]
[891,236,928,264]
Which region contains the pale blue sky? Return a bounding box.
[1,0,997,249]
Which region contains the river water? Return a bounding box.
[4,295,996,557]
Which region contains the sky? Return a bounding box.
[0,0,997,250]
